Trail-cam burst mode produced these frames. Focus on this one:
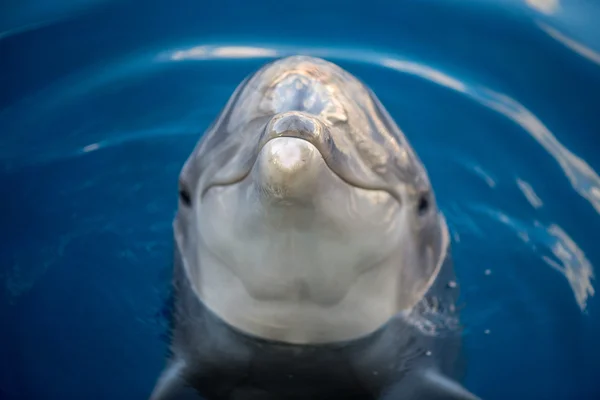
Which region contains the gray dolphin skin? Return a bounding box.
[150,55,481,400]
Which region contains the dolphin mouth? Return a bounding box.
[201,111,400,202]
[201,135,333,198]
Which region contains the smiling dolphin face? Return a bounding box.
[175,55,449,344]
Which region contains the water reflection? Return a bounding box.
[516,178,543,209]
[472,165,497,188]
[480,206,595,311]
[538,22,600,66]
[526,0,560,15]
[169,45,278,60]
[83,143,100,152]
[543,224,595,310]
[379,58,467,93]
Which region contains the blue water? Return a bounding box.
[1,0,599,399]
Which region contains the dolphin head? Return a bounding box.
[174,56,449,344]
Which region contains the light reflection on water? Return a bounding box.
[477,205,594,311]
[526,0,560,15]
[538,22,600,66]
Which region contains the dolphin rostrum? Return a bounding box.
[150,55,481,400]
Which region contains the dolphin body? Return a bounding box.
[150,56,480,400]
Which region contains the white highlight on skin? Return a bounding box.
[270,138,305,170]
[254,138,320,202]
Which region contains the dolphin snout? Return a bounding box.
[252,137,322,203]
[252,111,334,204]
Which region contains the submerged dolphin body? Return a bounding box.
[151,56,480,400]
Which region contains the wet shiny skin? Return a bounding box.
[177,56,447,344]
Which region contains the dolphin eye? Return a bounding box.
[417,194,430,216]
[179,184,192,207]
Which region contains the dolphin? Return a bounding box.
[150,55,480,400]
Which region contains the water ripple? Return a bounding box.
[474,88,600,215]
[0,127,194,172]
[543,224,596,311]
[477,206,595,311]
[516,178,544,209]
[538,21,600,66]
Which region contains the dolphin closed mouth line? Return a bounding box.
[201,133,399,203]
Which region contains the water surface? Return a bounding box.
[1,1,599,399]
